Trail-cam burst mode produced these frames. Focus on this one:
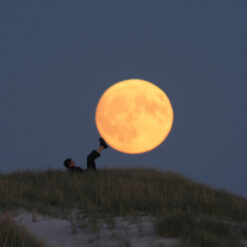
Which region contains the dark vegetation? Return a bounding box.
[155,212,247,247]
[0,168,247,246]
[0,213,46,247]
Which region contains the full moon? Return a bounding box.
[95,79,174,154]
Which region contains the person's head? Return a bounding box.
[64,158,75,168]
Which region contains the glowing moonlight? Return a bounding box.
[95,79,174,154]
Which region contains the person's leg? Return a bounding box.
[87,149,101,172]
[87,138,108,172]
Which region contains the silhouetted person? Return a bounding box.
[64,137,108,173]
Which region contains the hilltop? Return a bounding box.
[0,168,247,247]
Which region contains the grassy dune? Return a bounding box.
[0,168,246,219]
[0,168,247,246]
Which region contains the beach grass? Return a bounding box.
[155,211,247,247]
[0,168,246,220]
[0,168,247,246]
[0,213,46,247]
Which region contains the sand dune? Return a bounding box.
[14,210,178,247]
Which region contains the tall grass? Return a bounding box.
[155,212,247,247]
[0,168,247,221]
[1,168,247,247]
[0,214,46,247]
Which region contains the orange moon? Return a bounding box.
[95,79,174,154]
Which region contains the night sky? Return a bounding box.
[1,1,247,197]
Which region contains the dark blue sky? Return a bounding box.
[1,1,247,197]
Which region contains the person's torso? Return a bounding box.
[68,166,84,173]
